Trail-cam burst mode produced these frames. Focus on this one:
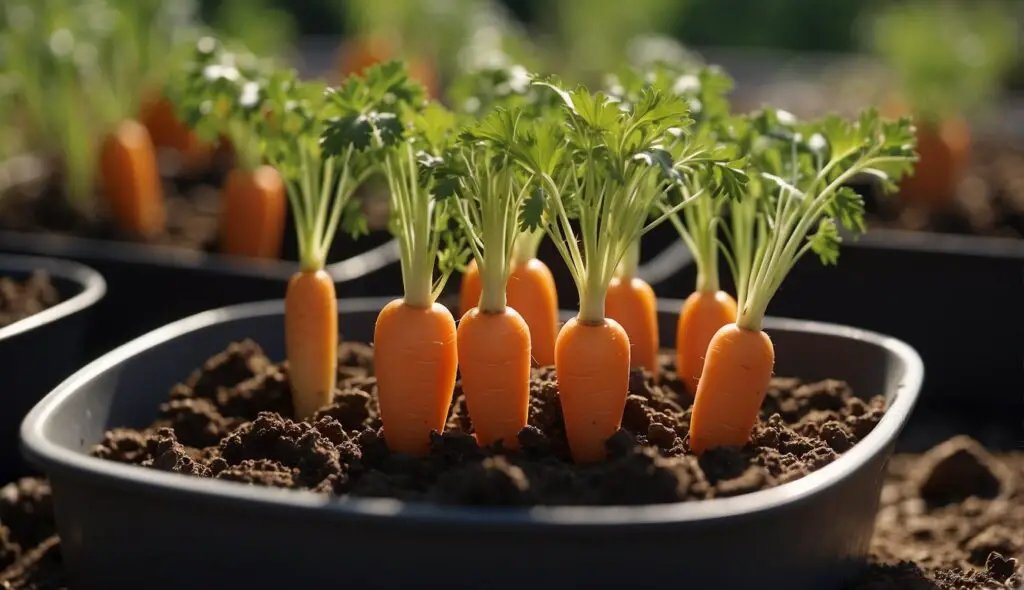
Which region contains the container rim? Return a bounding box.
[21,296,923,528]
[0,254,106,342]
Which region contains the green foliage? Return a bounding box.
[863,0,1019,122]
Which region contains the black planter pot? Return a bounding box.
[21,298,922,590]
[655,229,1024,445]
[0,229,401,360]
[0,254,105,481]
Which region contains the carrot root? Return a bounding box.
[285,269,338,420]
[219,165,287,259]
[374,299,458,456]
[688,323,775,455]
[676,290,738,394]
[98,119,165,239]
[605,276,659,381]
[457,307,531,449]
[555,317,631,463]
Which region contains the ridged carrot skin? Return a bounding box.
[457,307,531,448]
[98,119,165,239]
[375,299,458,456]
[285,269,338,420]
[219,165,287,259]
[605,275,659,381]
[688,323,775,455]
[676,290,738,394]
[555,317,631,463]
[460,258,559,367]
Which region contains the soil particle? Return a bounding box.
[911,436,1012,508]
[0,272,60,329]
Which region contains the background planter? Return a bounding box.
[0,254,105,481]
[21,298,921,590]
[655,228,1023,452]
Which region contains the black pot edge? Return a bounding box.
[20,296,923,527]
[0,253,106,342]
[0,229,402,284]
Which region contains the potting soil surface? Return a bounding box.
[0,342,1019,588]
[0,272,60,329]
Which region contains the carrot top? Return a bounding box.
[323,61,465,308]
[172,37,273,173]
[608,62,745,291]
[723,108,918,333]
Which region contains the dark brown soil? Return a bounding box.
[82,339,888,505]
[871,140,1024,239]
[845,437,1023,590]
[0,155,224,252]
[0,272,60,328]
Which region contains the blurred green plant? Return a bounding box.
[862,0,1020,124]
[0,0,199,208]
[207,0,297,59]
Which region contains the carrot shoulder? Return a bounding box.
[98,119,165,239]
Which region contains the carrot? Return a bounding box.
[506,233,559,367]
[688,107,917,454]
[499,82,704,463]
[375,299,458,455]
[676,290,736,393]
[459,229,559,367]
[98,119,165,239]
[219,165,286,259]
[605,241,659,381]
[286,270,338,420]
[897,115,970,209]
[139,94,213,174]
[440,111,543,447]
[324,66,458,455]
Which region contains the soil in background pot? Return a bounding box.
[3,436,1020,589]
[869,139,1024,239]
[0,271,60,329]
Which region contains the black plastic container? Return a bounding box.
[21,298,922,590]
[0,229,401,360]
[656,229,1023,418]
[0,254,105,481]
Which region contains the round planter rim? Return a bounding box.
[0,253,106,342]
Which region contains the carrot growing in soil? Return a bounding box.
[688,108,918,454]
[231,64,374,420]
[433,108,536,448]
[175,38,287,259]
[325,62,465,456]
[450,64,563,366]
[498,79,706,463]
[604,240,659,380]
[606,63,745,389]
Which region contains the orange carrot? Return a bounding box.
[219,165,287,259]
[460,230,559,367]
[689,324,774,454]
[556,316,631,462]
[139,94,213,174]
[676,289,737,394]
[605,241,659,381]
[688,107,916,454]
[376,299,458,455]
[336,35,439,99]
[285,269,338,420]
[98,119,166,239]
[898,115,970,209]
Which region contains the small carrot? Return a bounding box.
[440,109,539,447]
[174,40,289,259]
[460,229,559,367]
[98,119,166,239]
[689,107,917,454]
[605,240,660,381]
[286,269,338,419]
[325,64,459,456]
[139,94,213,174]
[219,165,286,259]
[499,81,705,463]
